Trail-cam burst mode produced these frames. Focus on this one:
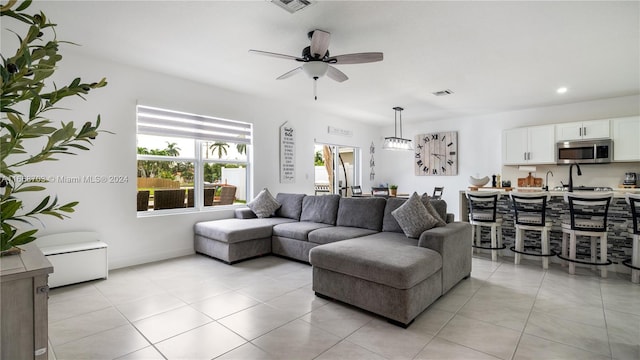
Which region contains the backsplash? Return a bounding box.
[501,162,640,189]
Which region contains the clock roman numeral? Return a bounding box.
[433,169,438,174]
[447,159,454,165]
[423,136,430,143]
[423,166,429,173]
[447,142,453,147]
[442,135,446,142]
[431,134,438,140]
[416,159,423,166]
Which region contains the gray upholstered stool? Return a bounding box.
[509,192,554,269]
[559,192,613,277]
[624,193,640,284]
[466,191,504,261]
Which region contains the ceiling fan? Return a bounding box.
[249,29,383,100]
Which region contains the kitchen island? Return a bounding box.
[459,189,639,273]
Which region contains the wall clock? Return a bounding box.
[414,131,458,176]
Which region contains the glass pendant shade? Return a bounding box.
[302,62,328,78]
[382,106,413,151]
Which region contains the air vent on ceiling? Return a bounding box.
[271,0,314,14]
[432,89,454,96]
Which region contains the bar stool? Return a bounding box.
[559,192,613,277]
[509,192,554,269]
[466,191,504,261]
[624,193,640,284]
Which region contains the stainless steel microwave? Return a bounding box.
[556,139,612,164]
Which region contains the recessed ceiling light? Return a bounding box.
[556,87,568,94]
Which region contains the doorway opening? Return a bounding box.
[314,144,360,197]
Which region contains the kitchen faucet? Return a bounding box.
[568,162,582,192]
[544,170,554,191]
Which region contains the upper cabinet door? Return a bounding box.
[555,122,583,141]
[502,125,555,165]
[612,116,640,161]
[556,119,610,141]
[582,119,610,140]
[527,125,555,163]
[502,127,528,165]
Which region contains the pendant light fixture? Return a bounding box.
[382,106,413,151]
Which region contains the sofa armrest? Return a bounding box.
[234,207,257,219]
[445,213,455,223]
[418,222,471,294]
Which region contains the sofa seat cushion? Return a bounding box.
[194,218,295,244]
[272,221,334,241]
[308,226,378,245]
[309,236,442,289]
[336,197,387,231]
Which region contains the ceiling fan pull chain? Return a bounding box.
[313,77,318,100]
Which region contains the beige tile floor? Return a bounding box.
[48,254,640,360]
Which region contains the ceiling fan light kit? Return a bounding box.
[383,107,413,151]
[249,29,383,100]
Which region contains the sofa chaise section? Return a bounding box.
[309,233,443,327]
[194,217,295,263]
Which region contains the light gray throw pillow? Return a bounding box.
[392,192,439,238]
[247,188,281,218]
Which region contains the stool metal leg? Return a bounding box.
[632,235,639,284]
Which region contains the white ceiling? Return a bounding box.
[21,1,640,125]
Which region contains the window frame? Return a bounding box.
[136,105,252,216]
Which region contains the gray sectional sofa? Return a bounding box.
[194,193,471,327]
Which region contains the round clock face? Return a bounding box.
[414,131,458,176]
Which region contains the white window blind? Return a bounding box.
[137,105,252,144]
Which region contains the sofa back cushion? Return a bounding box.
[300,195,341,225]
[275,193,306,220]
[337,197,386,231]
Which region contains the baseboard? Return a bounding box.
[109,247,195,270]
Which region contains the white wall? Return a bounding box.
[376,95,640,219]
[21,50,378,269]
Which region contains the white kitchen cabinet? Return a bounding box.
[555,119,610,141]
[503,125,555,165]
[611,116,640,161]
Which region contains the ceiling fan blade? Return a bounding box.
[326,65,348,83]
[328,52,383,64]
[249,49,301,61]
[276,67,303,80]
[310,30,331,58]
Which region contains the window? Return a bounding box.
[136,105,251,213]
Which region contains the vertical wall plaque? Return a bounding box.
[280,124,295,183]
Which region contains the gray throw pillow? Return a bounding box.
[392,192,440,238]
[247,188,281,218]
[421,193,447,227]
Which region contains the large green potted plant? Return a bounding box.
[1,0,108,254]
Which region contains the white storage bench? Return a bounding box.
[35,232,108,288]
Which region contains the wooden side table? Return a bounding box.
[1,243,53,360]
